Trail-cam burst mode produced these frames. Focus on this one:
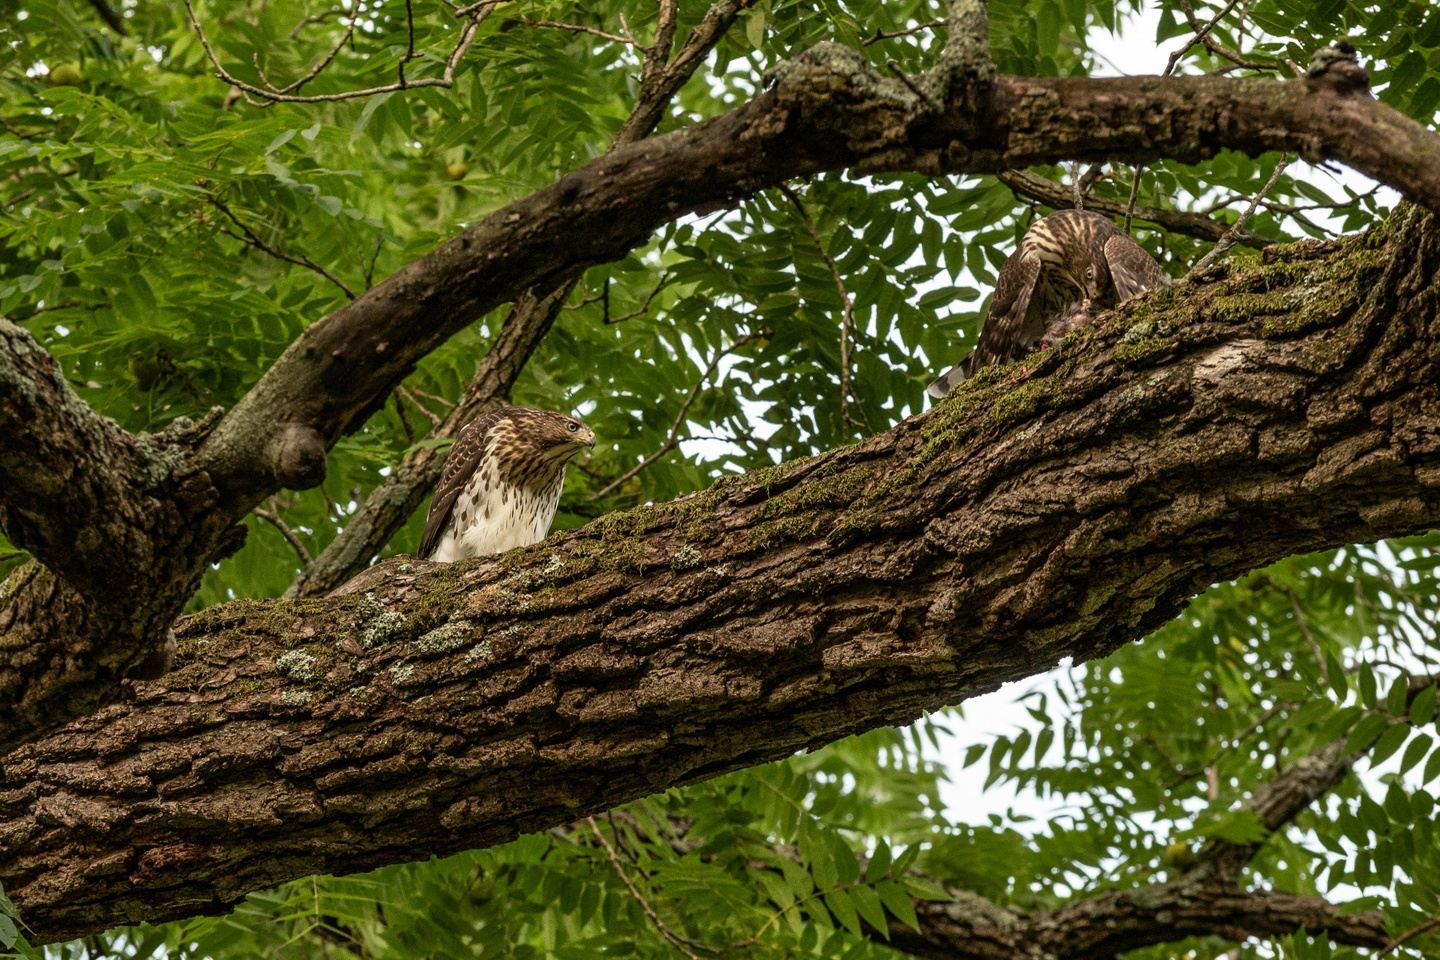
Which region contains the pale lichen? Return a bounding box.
[280,687,313,707]
[275,649,317,682]
[670,544,703,571]
[388,662,415,684]
[358,591,409,648]
[415,619,477,654]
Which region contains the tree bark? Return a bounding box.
[4,206,1440,943]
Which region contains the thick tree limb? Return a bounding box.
[893,885,1389,959]
[0,322,230,749]
[5,207,1440,942]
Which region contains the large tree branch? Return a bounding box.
[194,49,1440,512]
[893,886,1389,959]
[5,207,1440,942]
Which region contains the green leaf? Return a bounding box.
[850,884,888,935]
[1410,683,1437,725]
[877,880,920,933]
[1386,674,1411,716]
[1343,713,1388,756]
[823,888,861,936]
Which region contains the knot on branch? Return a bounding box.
[126,628,177,681]
[1306,41,1370,96]
[269,422,328,490]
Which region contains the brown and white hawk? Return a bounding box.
[420,405,595,562]
[927,209,1167,398]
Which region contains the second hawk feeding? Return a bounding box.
[420,406,595,562]
[927,210,1167,398]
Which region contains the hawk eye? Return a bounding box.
[567,422,579,432]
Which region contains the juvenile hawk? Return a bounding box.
[927,209,1166,398]
[420,406,595,562]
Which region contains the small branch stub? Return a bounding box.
[270,422,328,490]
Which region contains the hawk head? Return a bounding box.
[1073,247,1111,302]
[494,407,596,485]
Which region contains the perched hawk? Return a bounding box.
[927,209,1167,398]
[420,406,595,562]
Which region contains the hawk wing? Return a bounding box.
[927,249,1042,398]
[418,407,506,559]
[1103,233,1167,301]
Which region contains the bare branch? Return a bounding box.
[602,272,674,325]
[1379,915,1440,957]
[1172,0,1271,73]
[521,18,636,47]
[253,499,313,564]
[1191,154,1292,275]
[997,169,1276,249]
[863,19,944,46]
[589,332,757,500]
[206,196,357,300]
[183,0,491,105]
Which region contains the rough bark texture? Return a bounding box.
[895,885,1390,959]
[0,322,235,751]
[4,207,1439,942]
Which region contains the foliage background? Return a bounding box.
[2,0,1438,956]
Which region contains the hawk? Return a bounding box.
[420,405,595,562]
[926,209,1167,398]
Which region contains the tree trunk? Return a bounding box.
[4,207,1439,943]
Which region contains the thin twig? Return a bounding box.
[395,386,446,427]
[779,185,869,432]
[604,272,674,325]
[184,0,490,104]
[398,0,419,88]
[262,2,359,96]
[1168,0,1269,74]
[522,18,636,46]
[585,817,711,960]
[288,8,350,40]
[393,392,415,447]
[1378,917,1440,958]
[862,19,944,46]
[589,333,757,500]
[1123,163,1145,234]
[1190,155,1291,275]
[253,499,313,564]
[206,196,357,299]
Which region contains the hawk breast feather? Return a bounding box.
[418,408,505,560]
